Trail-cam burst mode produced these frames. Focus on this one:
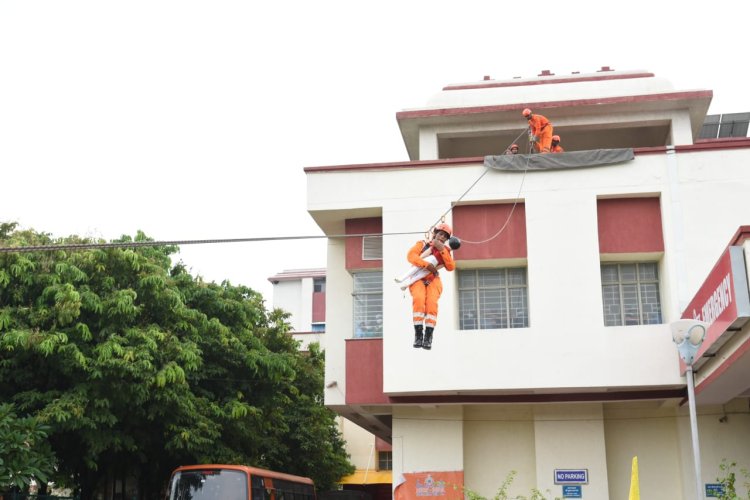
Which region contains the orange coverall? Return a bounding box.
[528,114,553,153]
[407,240,455,329]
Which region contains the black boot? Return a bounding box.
[413,324,424,348]
[422,327,434,350]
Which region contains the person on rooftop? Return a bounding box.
[551,135,564,153]
[504,143,520,155]
[522,108,553,154]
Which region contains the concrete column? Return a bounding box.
[392,406,464,489]
[670,110,694,146]
[299,276,313,331]
[418,128,439,160]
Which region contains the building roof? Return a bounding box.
[268,268,326,283]
[423,68,672,109]
[396,67,712,160]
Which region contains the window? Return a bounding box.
[601,262,662,326]
[458,268,529,330]
[311,323,325,333]
[700,113,750,139]
[313,278,326,293]
[353,272,383,338]
[378,451,392,471]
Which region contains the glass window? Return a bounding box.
[169,469,247,500]
[458,268,529,330]
[378,451,393,471]
[353,272,383,338]
[601,262,662,326]
[311,323,325,333]
[700,112,749,139]
[313,278,326,293]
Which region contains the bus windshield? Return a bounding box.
[168,468,247,500]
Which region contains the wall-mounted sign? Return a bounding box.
[562,485,582,498]
[705,483,726,497]
[681,246,750,373]
[554,469,588,484]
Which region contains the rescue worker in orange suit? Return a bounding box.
[551,135,564,153]
[523,108,553,154]
[504,143,520,155]
[407,223,456,350]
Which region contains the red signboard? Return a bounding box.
[680,246,750,372]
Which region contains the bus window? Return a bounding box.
[168,468,247,500]
[169,465,315,500]
[251,476,272,500]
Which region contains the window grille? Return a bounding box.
[458,268,529,330]
[353,272,383,338]
[601,262,662,326]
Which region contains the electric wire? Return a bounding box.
[0,129,534,255]
[0,232,424,254]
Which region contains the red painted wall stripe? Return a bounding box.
[345,338,389,404]
[312,291,325,323]
[345,218,382,270]
[452,204,527,259]
[375,437,392,452]
[597,198,664,253]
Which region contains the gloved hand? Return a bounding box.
[530,135,538,142]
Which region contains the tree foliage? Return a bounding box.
[0,403,56,492]
[0,225,353,498]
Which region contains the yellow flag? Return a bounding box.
[629,456,640,500]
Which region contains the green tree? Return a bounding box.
[716,459,750,500]
[0,225,352,499]
[0,403,56,495]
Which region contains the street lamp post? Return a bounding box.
[671,319,708,500]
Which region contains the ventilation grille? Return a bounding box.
[362,236,383,260]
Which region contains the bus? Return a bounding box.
[166,464,316,500]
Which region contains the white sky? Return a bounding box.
[1,1,747,301]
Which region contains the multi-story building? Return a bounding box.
[269,268,327,350]
[303,67,750,499]
[269,269,393,500]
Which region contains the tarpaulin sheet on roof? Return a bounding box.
[484,148,634,171]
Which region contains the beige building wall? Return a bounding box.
[463,406,536,496]
[341,417,380,470]
[604,402,685,499]
[392,406,464,480]
[532,404,610,497]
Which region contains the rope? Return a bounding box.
[429,128,531,245]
